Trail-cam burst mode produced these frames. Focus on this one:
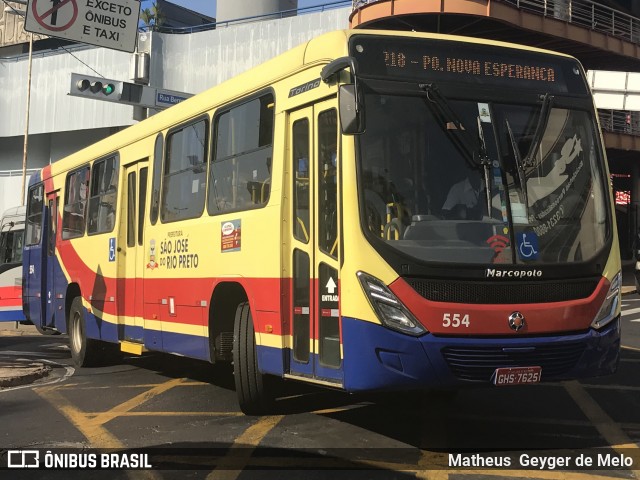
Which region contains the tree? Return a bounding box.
[140,2,166,31]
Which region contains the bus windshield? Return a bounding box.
[357,91,609,265]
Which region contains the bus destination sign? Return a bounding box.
[350,35,587,95]
[384,51,556,84]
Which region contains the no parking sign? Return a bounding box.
[25,0,139,53]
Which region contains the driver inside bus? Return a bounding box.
[441,171,485,220]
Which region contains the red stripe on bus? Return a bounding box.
[390,276,609,335]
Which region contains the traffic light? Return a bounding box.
[75,78,116,96]
[69,73,122,101]
[68,72,193,110]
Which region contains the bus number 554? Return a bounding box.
[442,313,470,328]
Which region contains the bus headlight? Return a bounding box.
[591,271,621,330]
[357,271,427,336]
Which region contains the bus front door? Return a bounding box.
[44,191,59,330]
[287,101,343,385]
[116,161,148,343]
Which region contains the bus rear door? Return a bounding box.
[286,100,343,385]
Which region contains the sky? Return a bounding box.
[140,0,340,20]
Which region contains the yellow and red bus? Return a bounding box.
[23,29,621,414]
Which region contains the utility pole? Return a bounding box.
[21,32,33,207]
[4,1,32,206]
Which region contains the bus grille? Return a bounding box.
[405,278,599,304]
[441,343,586,382]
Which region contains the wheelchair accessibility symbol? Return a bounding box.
[109,238,116,262]
[517,232,539,260]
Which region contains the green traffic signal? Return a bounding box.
[78,79,116,96]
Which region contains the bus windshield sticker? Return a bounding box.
[221,220,241,253]
[517,232,539,261]
[478,103,491,123]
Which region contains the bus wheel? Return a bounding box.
[233,301,273,415]
[69,296,101,368]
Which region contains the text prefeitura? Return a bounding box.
[449,453,634,469]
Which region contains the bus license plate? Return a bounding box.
[493,366,542,386]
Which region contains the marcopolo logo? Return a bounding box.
[486,268,542,278]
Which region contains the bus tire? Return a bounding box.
[68,296,101,368]
[233,301,273,415]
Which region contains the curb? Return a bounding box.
[0,362,52,388]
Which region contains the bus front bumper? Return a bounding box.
[341,316,620,392]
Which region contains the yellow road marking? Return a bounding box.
[426,470,636,480]
[108,411,244,417]
[622,345,640,352]
[35,385,124,448]
[206,415,284,480]
[59,380,208,389]
[415,379,640,480]
[91,378,184,425]
[312,403,372,414]
[563,381,640,478]
[36,379,185,480]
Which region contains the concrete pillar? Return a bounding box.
[217,0,298,23]
[553,0,570,21]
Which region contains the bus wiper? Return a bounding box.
[477,116,493,215]
[420,83,482,170]
[505,118,529,209]
[523,93,554,168]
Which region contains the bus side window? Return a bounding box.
[0,231,14,264]
[318,109,338,259]
[208,93,274,214]
[13,230,24,263]
[26,184,44,246]
[161,120,208,223]
[138,167,148,246]
[292,118,310,243]
[62,166,90,239]
[150,134,163,225]
[47,197,57,256]
[87,155,119,235]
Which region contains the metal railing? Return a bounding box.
[352,0,640,45]
[0,168,39,177]
[598,109,640,136]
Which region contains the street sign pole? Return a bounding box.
[20,32,33,207]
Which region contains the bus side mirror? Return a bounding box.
[339,84,365,135]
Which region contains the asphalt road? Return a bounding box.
[0,306,639,480]
[621,294,640,349]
